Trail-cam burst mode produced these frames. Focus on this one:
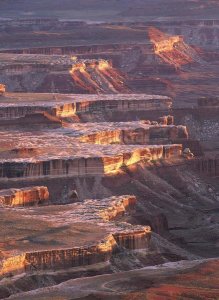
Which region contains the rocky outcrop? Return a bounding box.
[80,125,188,145]
[70,59,129,94]
[0,195,151,276]
[0,55,128,94]
[0,186,49,207]
[148,27,204,68]
[0,84,5,96]
[0,145,182,179]
[0,93,172,120]
[0,235,117,275]
[98,195,137,221]
[113,229,151,250]
[158,115,174,125]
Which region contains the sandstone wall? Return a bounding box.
[0,235,117,275]
[0,186,49,207]
[0,228,152,276]
[113,229,151,250]
[75,98,172,114]
[0,97,171,121]
[80,126,188,145]
[0,84,5,96]
[99,195,137,221]
[0,145,182,179]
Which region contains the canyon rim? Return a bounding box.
[0,1,219,299]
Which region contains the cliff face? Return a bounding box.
[70,59,129,94]
[113,229,151,250]
[148,27,203,68]
[0,195,151,276]
[0,144,182,179]
[0,235,117,275]
[0,94,172,121]
[0,84,5,96]
[0,186,49,207]
[80,125,188,145]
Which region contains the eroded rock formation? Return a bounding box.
[0,93,172,121]
[0,195,151,276]
[80,125,188,145]
[0,144,182,179]
[148,27,203,68]
[70,59,129,93]
[0,84,5,96]
[0,186,49,207]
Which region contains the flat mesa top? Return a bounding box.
[0,93,172,107]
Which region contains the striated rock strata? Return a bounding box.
[0,144,182,179]
[148,27,204,68]
[70,59,129,94]
[0,93,172,121]
[0,84,5,96]
[0,186,49,207]
[0,195,151,276]
[80,125,188,145]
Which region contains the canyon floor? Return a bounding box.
[0,1,219,299]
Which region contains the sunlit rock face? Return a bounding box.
[0,195,151,276]
[0,93,172,121]
[113,230,150,250]
[0,144,182,179]
[70,59,129,94]
[158,115,174,125]
[1,234,117,275]
[80,125,188,145]
[81,126,188,145]
[0,84,5,96]
[148,27,203,68]
[0,54,129,94]
[0,186,49,207]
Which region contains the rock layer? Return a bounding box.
[0,144,182,179]
[0,186,49,207]
[80,125,188,145]
[0,195,151,276]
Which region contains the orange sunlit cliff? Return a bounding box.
[148,27,203,68]
[70,59,129,93]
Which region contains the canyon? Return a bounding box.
[0,1,218,299]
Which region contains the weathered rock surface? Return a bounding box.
[0,93,172,120]
[0,144,182,179]
[148,27,204,68]
[0,186,49,207]
[0,195,151,277]
[0,84,5,96]
[80,125,188,145]
[0,3,219,299]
